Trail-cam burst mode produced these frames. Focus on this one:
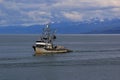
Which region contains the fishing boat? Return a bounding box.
[32,24,72,55]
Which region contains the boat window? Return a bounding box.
[36,45,45,48]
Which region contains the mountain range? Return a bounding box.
[0,19,120,34]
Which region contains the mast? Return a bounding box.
[41,24,56,44]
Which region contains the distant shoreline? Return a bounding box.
[0,34,120,36]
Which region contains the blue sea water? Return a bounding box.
[0,34,120,80]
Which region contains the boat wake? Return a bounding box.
[74,49,120,53]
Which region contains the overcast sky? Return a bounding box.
[0,0,120,26]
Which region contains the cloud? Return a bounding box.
[62,11,83,21]
[0,0,120,26]
[26,11,52,24]
[58,0,120,22]
[0,0,3,3]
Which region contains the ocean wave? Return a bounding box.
[0,57,120,68]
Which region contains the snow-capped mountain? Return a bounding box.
[0,19,120,34]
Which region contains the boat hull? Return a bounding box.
[33,46,72,55]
